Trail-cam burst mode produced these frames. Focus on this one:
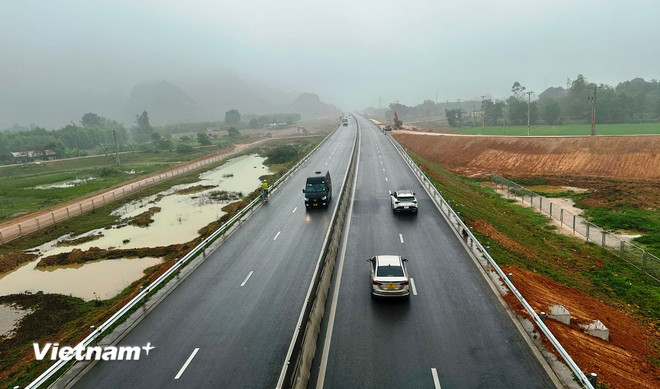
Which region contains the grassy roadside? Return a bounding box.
[409,152,660,324]
[0,131,331,388]
[520,179,660,260]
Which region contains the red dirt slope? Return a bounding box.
[393,132,660,180]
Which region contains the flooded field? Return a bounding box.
[0,154,270,300]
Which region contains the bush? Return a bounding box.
[264,144,299,164]
[176,144,194,153]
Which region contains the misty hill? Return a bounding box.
[182,72,338,121]
[123,76,338,125]
[122,81,203,125]
[284,93,339,118]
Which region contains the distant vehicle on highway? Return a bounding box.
[342,118,348,126]
[303,170,332,209]
[390,190,418,214]
[368,255,410,298]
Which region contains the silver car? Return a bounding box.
[368,255,410,298]
[391,190,418,214]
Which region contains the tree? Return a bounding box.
[249,118,259,129]
[446,109,464,127]
[539,99,561,125]
[227,127,241,137]
[511,81,526,99]
[132,111,153,143]
[225,109,241,128]
[563,74,592,120]
[81,113,103,127]
[197,132,212,145]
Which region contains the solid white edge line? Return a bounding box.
[385,177,388,182]
[316,125,360,389]
[431,368,441,388]
[292,207,298,213]
[240,271,254,287]
[410,277,417,296]
[399,233,404,244]
[273,231,281,240]
[174,348,200,380]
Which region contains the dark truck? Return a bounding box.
[303,171,332,209]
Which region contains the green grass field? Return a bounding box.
[444,122,660,136]
[0,146,238,222]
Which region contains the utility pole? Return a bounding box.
[589,85,597,136]
[525,91,534,136]
[481,95,486,127]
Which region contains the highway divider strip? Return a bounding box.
[25,127,339,389]
[382,126,595,389]
[277,117,359,389]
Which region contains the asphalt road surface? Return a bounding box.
[72,124,356,388]
[309,115,556,388]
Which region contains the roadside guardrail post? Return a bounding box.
[560,209,563,227]
[601,231,606,247]
[620,241,625,259]
[586,223,590,242]
[90,326,96,346]
[573,215,576,233]
[643,251,648,271]
[587,373,598,385]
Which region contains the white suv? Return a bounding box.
[390,190,418,214]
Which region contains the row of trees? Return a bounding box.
[385,76,660,127]
[0,107,294,164]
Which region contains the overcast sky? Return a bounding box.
[2,0,660,124]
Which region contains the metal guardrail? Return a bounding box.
[383,131,595,389]
[277,117,359,389]
[24,129,338,389]
[491,174,660,283]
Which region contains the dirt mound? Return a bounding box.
[501,265,660,389]
[393,132,660,180]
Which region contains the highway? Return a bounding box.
[309,116,556,388]
[72,122,356,388]
[72,114,556,388]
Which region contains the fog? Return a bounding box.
[2,0,659,128]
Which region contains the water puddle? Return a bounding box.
[1,154,271,300]
[0,304,31,338]
[34,177,99,189]
[0,257,162,300]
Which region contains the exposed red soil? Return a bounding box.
[393,131,660,180]
[501,266,660,389]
